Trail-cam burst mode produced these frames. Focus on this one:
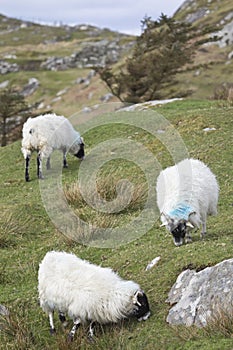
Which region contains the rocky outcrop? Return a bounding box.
[174,0,233,47]
[0,60,19,74]
[166,258,233,327]
[40,39,135,70]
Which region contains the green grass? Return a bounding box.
[0,99,233,349]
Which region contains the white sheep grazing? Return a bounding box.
[38,251,150,340]
[21,113,84,181]
[156,158,219,246]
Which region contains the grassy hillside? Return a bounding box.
[0,99,232,349]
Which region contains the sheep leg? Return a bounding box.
[63,150,68,168]
[88,321,96,341]
[37,153,44,179]
[68,318,80,342]
[201,220,207,238]
[59,312,68,327]
[25,155,30,182]
[185,228,192,243]
[48,311,56,335]
[46,157,51,170]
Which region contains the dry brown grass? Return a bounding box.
[0,209,30,248]
[64,170,147,229]
[0,312,36,350]
[204,304,233,338]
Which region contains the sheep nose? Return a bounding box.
[174,240,183,247]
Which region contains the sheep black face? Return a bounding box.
[171,222,187,246]
[75,143,85,160]
[133,291,151,321]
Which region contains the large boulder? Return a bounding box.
[166,258,233,327]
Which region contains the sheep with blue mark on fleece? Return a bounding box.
[21,113,84,181]
[38,251,150,341]
[156,158,219,246]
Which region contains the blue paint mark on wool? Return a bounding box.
[169,204,193,220]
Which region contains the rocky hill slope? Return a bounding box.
[0,0,233,120]
[0,13,134,119]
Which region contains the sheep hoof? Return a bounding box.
[67,333,74,342]
[87,335,95,343]
[50,328,56,335]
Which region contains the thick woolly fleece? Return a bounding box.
[38,251,141,324]
[156,158,219,228]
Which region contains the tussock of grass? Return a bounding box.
[0,312,36,349]
[173,305,233,342]
[64,168,148,232]
[0,209,30,248]
[205,304,233,338]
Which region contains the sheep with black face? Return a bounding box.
[38,251,150,340]
[156,158,219,246]
[21,113,84,181]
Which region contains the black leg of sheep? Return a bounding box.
[67,318,81,342]
[25,155,30,182]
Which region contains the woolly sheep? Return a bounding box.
[38,251,150,340]
[156,158,219,246]
[21,113,84,181]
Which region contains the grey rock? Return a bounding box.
[185,8,209,23]
[166,258,233,327]
[40,39,135,71]
[0,305,9,316]
[20,77,39,97]
[100,93,114,102]
[0,80,9,89]
[0,60,19,74]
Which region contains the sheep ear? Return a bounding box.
[186,221,194,228]
[161,212,173,226]
[133,291,143,306]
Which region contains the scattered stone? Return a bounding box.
[0,305,9,317]
[0,60,19,74]
[0,80,9,89]
[51,96,61,103]
[203,127,216,132]
[3,54,17,59]
[145,256,161,271]
[100,93,114,102]
[20,77,39,97]
[37,101,45,109]
[56,88,68,96]
[166,258,233,327]
[82,106,92,113]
